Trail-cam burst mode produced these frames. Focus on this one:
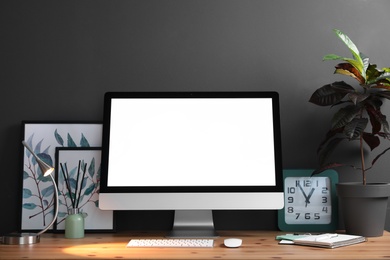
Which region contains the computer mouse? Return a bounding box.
[223,238,242,248]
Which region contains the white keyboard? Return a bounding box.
[127,238,214,248]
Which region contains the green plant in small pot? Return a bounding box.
[309,29,390,237]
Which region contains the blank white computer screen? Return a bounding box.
[107,98,276,187]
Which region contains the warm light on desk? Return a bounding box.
[62,243,152,259]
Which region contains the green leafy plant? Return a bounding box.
[310,29,390,185]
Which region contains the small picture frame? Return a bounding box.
[20,121,103,232]
[54,147,114,232]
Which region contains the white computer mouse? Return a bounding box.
[223,238,242,248]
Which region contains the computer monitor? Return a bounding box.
[99,91,284,238]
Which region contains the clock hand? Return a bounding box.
[305,188,316,207]
[307,188,315,200]
[297,183,310,206]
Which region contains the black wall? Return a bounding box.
[1,0,390,234]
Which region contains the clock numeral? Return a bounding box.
[287,187,296,194]
[322,207,328,213]
[295,213,300,219]
[300,213,321,220]
[322,197,328,203]
[287,207,294,213]
[287,197,294,203]
[295,180,312,187]
[322,187,329,194]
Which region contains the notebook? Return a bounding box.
[291,233,366,249]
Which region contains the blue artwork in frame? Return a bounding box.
[20,121,103,232]
[55,147,114,232]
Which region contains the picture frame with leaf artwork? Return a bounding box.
[54,147,114,232]
[20,121,103,232]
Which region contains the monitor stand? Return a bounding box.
[166,210,219,238]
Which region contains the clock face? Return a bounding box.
[284,176,332,225]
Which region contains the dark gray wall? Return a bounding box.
[1,0,390,234]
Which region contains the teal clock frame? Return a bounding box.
[278,169,338,232]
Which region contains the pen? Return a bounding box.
[315,234,338,241]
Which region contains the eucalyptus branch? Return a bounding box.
[25,160,47,225]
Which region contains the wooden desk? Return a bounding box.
[1,231,389,260]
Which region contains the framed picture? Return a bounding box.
[20,121,103,232]
[54,147,114,232]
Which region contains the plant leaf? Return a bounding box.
[80,133,90,147]
[343,118,368,140]
[331,105,361,129]
[23,203,37,210]
[23,171,30,180]
[67,134,77,147]
[34,141,42,153]
[309,81,354,106]
[332,29,366,80]
[25,134,34,159]
[88,158,95,178]
[41,145,50,155]
[23,188,33,198]
[80,177,88,189]
[361,53,370,78]
[69,178,77,190]
[84,183,96,196]
[30,139,44,166]
[375,72,390,82]
[54,129,64,146]
[41,186,54,197]
[58,212,67,218]
[37,153,53,168]
[323,54,343,61]
[69,167,77,179]
[363,133,380,151]
[334,63,365,84]
[347,92,369,105]
[366,64,382,84]
[323,55,364,74]
[366,104,389,134]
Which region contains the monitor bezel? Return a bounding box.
[100,91,283,194]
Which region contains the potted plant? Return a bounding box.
[309,29,390,237]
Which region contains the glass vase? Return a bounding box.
[65,208,85,239]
